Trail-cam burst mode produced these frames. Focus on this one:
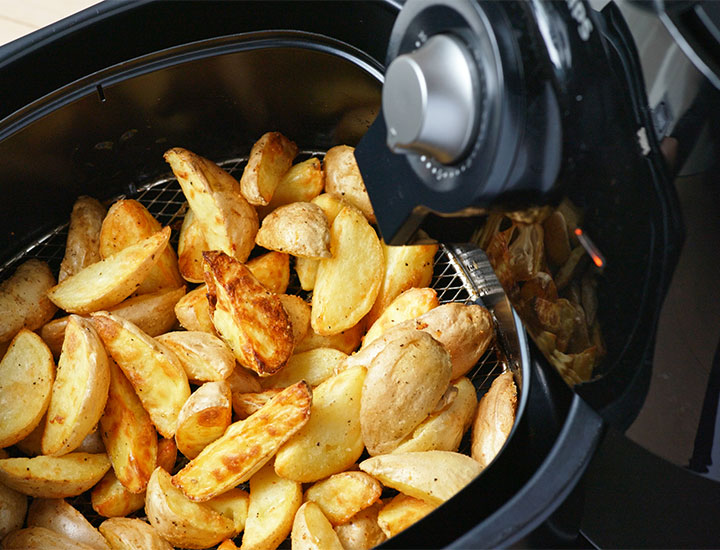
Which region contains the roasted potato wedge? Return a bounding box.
[175,284,215,334]
[0,453,110,498]
[0,481,27,539]
[334,501,387,550]
[231,389,282,420]
[99,517,173,550]
[261,347,347,390]
[323,145,374,222]
[359,451,483,506]
[247,251,290,294]
[241,461,302,550]
[99,358,158,494]
[377,493,436,539]
[203,251,293,376]
[92,311,190,438]
[175,380,232,459]
[99,199,183,294]
[47,227,171,314]
[156,331,235,383]
[277,294,311,347]
[0,329,54,448]
[59,196,106,282]
[42,315,110,456]
[294,256,319,292]
[165,147,259,263]
[205,488,249,537]
[146,467,235,549]
[256,202,331,259]
[360,329,451,456]
[304,471,382,526]
[239,131,298,206]
[27,498,110,550]
[225,365,262,395]
[258,157,324,218]
[178,208,209,283]
[173,381,312,501]
[295,322,364,356]
[0,259,57,345]
[362,287,438,348]
[311,206,383,335]
[275,366,365,482]
[1,526,97,550]
[292,501,344,550]
[471,370,517,468]
[76,427,106,454]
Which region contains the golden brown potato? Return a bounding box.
[471,370,517,469]
[47,227,171,314]
[323,145,374,222]
[42,315,110,456]
[205,488,249,537]
[165,147,259,263]
[204,251,293,376]
[258,157,324,218]
[40,286,185,358]
[334,501,387,550]
[241,461,302,550]
[311,206,383,335]
[0,329,54,448]
[294,256,319,292]
[175,380,232,459]
[146,467,235,549]
[92,311,190,439]
[260,347,347,390]
[292,501,344,550]
[359,451,483,506]
[0,453,110,498]
[0,259,57,345]
[365,241,438,327]
[377,493,436,539]
[225,365,262,395]
[59,196,106,282]
[311,192,350,224]
[275,366,365,482]
[0,481,27,540]
[175,284,215,334]
[247,251,290,294]
[231,389,282,420]
[173,381,311,502]
[295,322,364,356]
[256,202,331,259]
[1,526,97,550]
[27,498,110,550]
[218,540,240,550]
[99,199,183,294]
[360,330,452,455]
[277,294,311,347]
[239,131,298,206]
[99,358,158,494]
[75,427,105,454]
[99,517,173,550]
[362,287,438,348]
[156,331,235,383]
[304,471,382,525]
[178,208,209,283]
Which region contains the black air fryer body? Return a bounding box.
[1,1,720,548]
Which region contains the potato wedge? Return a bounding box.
[175,284,215,333]
[75,426,105,454]
[99,358,158,494]
[360,330,451,455]
[334,502,386,550]
[258,157,324,218]
[471,370,517,468]
[47,227,171,314]
[99,199,183,294]
[156,331,235,383]
[0,453,110,498]
[323,145,374,222]
[256,202,331,259]
[205,488,249,537]
[292,501,344,550]
[165,147,259,263]
[365,241,438,327]
[241,462,302,550]
[247,251,290,294]
[41,286,185,358]
[0,481,27,539]
[261,347,347,390]
[99,518,173,550]
[146,467,235,549]
[311,192,349,224]
[362,287,438,348]
[218,540,240,550]
[0,329,54,448]
[294,256,319,292]
[0,259,57,345]
[311,206,383,335]
[295,322,363,356]
[42,316,110,456]
[27,498,110,550]
[173,381,311,501]
[59,196,106,282]
[393,377,477,453]
[178,208,209,283]
[377,493,436,538]
[225,366,262,395]
[175,380,232,459]
[240,131,298,206]
[275,366,365,482]
[231,389,282,420]
[92,311,190,438]
[359,451,483,506]
[204,251,293,376]
[304,471,382,525]
[1,526,97,550]
[277,294,311,347]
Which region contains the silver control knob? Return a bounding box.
[382,33,478,165]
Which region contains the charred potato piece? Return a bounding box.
[59,196,106,282]
[175,380,232,459]
[292,501,344,550]
[240,131,298,206]
[323,145,375,222]
[156,331,235,383]
[255,202,331,259]
[471,371,517,469]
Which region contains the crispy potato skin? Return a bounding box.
[291,501,344,550]
[175,284,215,334]
[304,471,382,525]
[175,380,232,459]
[471,370,517,468]
[323,145,375,223]
[255,202,331,259]
[156,331,235,383]
[334,501,387,550]
[59,196,106,282]
[246,251,290,294]
[99,517,174,550]
[27,498,110,550]
[1,526,98,550]
[258,157,324,218]
[377,494,436,539]
[240,131,298,206]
